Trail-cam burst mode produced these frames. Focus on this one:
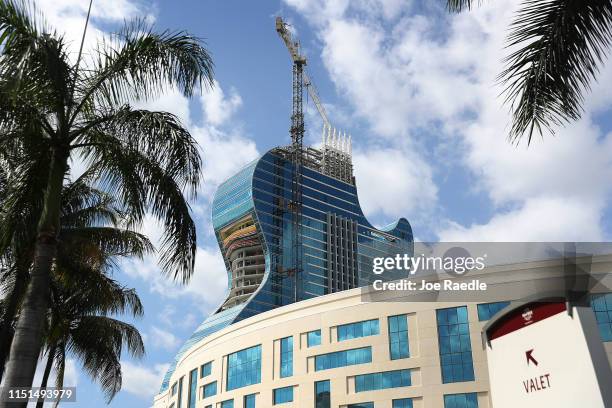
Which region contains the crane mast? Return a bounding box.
[275,17,331,130]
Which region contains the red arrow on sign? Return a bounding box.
[526,349,538,366]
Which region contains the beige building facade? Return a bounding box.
[153,256,612,408]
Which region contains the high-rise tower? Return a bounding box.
[158,136,414,392]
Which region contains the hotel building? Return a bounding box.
[154,136,612,408]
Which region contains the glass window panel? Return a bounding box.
[591,293,612,342]
[437,306,475,383]
[226,345,262,391]
[337,319,380,342]
[307,330,322,347]
[354,369,411,392]
[444,393,479,408]
[314,347,372,371]
[273,386,294,405]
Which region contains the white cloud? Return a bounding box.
[121,362,169,400]
[439,197,605,242]
[149,326,181,351]
[201,80,243,126]
[284,0,612,241]
[352,145,437,221]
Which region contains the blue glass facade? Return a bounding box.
[476,302,510,321]
[388,314,409,360]
[280,336,293,377]
[200,361,212,378]
[160,146,413,392]
[355,369,411,392]
[221,400,234,408]
[348,403,374,408]
[315,380,330,408]
[202,381,217,399]
[273,386,294,404]
[315,347,372,371]
[227,345,262,391]
[244,394,256,408]
[437,307,475,383]
[187,369,197,408]
[393,398,414,408]
[591,293,612,341]
[307,329,322,347]
[337,319,380,341]
[443,393,479,408]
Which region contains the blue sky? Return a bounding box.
[27,0,612,407]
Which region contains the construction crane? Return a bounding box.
[275,17,331,130]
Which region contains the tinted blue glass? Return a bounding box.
[202,381,217,399]
[187,369,197,408]
[354,369,411,392]
[244,394,256,408]
[221,400,234,408]
[393,399,413,408]
[177,377,183,408]
[337,319,380,341]
[171,382,177,396]
[591,293,612,342]
[388,314,409,360]
[308,330,322,347]
[443,393,479,408]
[273,386,294,404]
[437,306,475,383]
[315,347,372,371]
[477,302,510,321]
[348,403,374,408]
[280,336,293,377]
[227,345,262,391]
[200,361,212,378]
[315,380,330,408]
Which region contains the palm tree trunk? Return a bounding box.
[0,148,68,408]
[35,348,55,408]
[0,273,25,383]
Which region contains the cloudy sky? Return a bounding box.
[27,0,612,406]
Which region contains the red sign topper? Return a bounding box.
[487,301,566,341]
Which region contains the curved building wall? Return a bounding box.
[154,257,612,408]
[159,148,414,392]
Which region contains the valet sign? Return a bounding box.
[484,300,612,408]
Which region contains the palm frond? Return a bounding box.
[500,0,612,144]
[82,131,196,282]
[446,0,484,12]
[72,19,214,122]
[68,316,144,401]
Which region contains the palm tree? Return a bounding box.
[446,0,612,144]
[0,173,150,405]
[0,0,214,396]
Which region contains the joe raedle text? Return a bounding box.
[373,279,488,292]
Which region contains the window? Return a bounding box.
[443,393,479,408]
[169,404,175,408]
[307,329,322,347]
[337,319,379,341]
[273,386,294,405]
[177,377,184,408]
[244,394,256,408]
[477,302,510,321]
[280,336,293,378]
[187,368,197,408]
[200,361,212,378]
[315,380,330,408]
[204,405,211,408]
[171,381,177,396]
[437,306,475,383]
[388,314,409,360]
[347,403,373,408]
[221,399,234,408]
[202,381,217,399]
[226,345,262,391]
[393,399,413,408]
[314,347,372,371]
[592,293,612,341]
[355,369,411,392]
